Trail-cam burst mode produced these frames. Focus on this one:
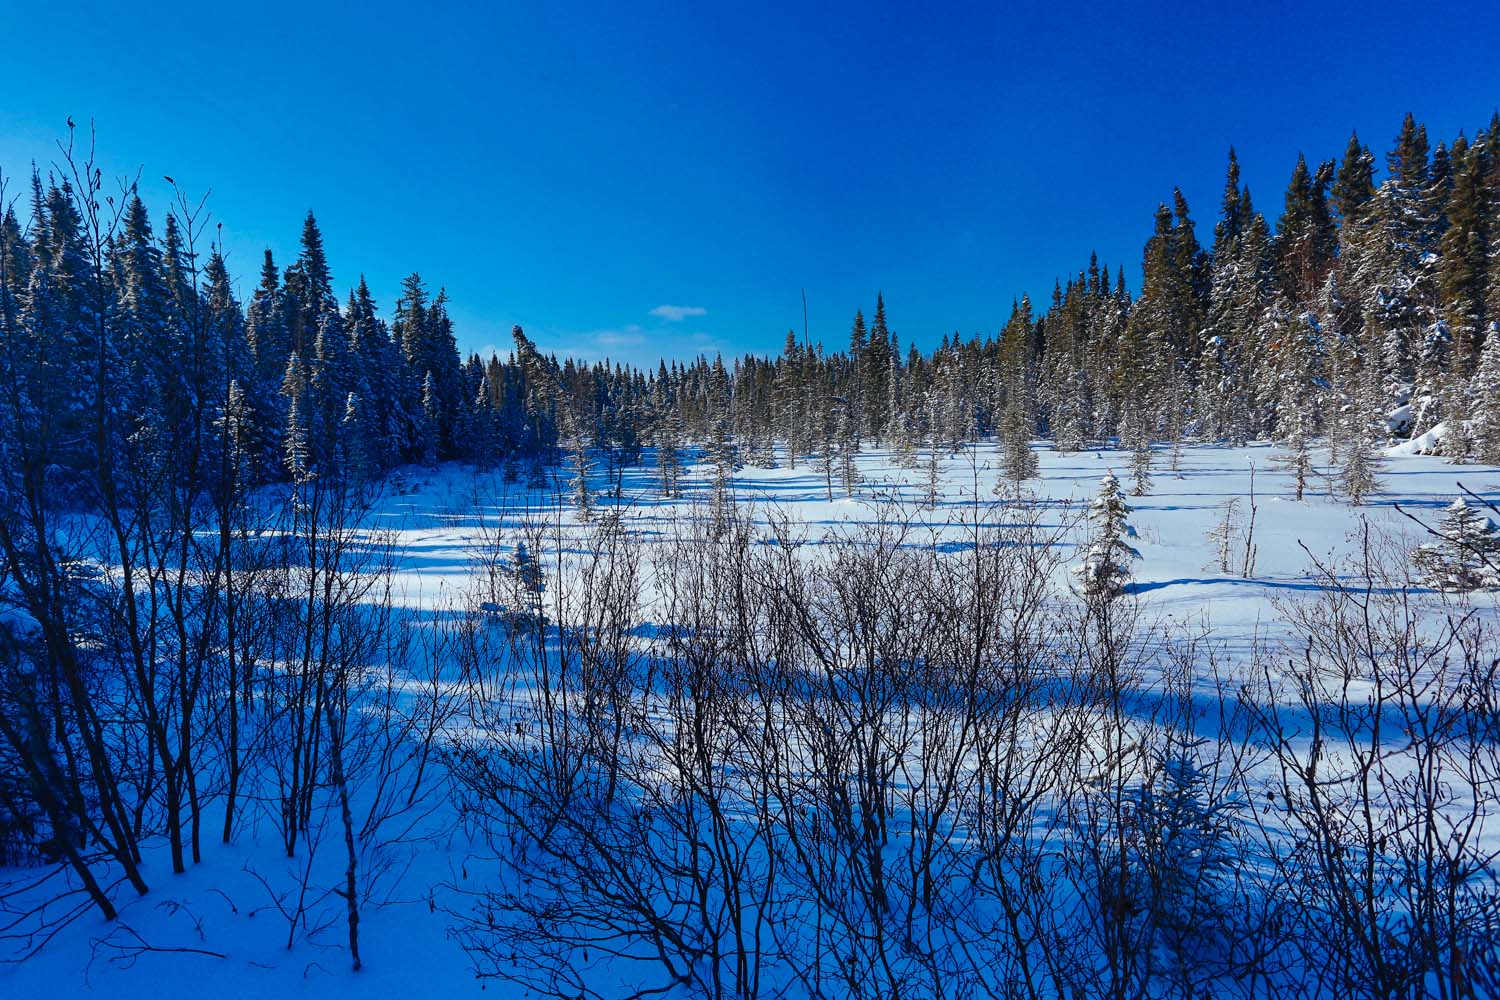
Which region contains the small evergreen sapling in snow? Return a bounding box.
[1204,498,1241,574]
[707,407,741,525]
[1130,437,1153,496]
[1126,736,1243,961]
[567,433,593,522]
[506,539,547,632]
[892,411,919,469]
[1074,471,1141,600]
[923,408,943,509]
[526,455,548,491]
[1123,403,1153,495]
[1411,498,1500,592]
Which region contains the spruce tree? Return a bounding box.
[566,430,593,522]
[1471,330,1500,464]
[1411,498,1500,591]
[1332,132,1376,226]
[923,399,943,508]
[836,399,859,497]
[846,309,866,445]
[419,370,439,467]
[1203,175,1272,443]
[775,331,806,466]
[1074,471,1140,600]
[282,211,336,360]
[1126,194,1205,423]
[893,409,919,469]
[1270,302,1321,501]
[706,355,739,515]
[999,373,1038,497]
[1436,137,1488,373]
[865,293,892,439]
[347,276,401,470]
[1274,153,1337,304]
[655,408,684,498]
[282,353,310,482]
[508,539,547,631]
[220,378,254,497]
[341,391,374,483]
[1342,369,1386,505]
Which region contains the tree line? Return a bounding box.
[5,115,1500,519]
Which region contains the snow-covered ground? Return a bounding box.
[375,439,1499,644]
[4,441,1498,998]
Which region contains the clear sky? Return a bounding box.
[1,2,1497,367]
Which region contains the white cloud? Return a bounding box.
[649,304,707,322]
[593,327,647,349]
[524,319,720,368]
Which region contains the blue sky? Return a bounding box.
[1,2,1497,367]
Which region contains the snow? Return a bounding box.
[3,440,1498,997]
[1386,419,1446,456]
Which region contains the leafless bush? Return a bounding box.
[1244,526,1500,1000]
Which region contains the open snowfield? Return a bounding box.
[4,441,1498,998]
[353,440,1499,620]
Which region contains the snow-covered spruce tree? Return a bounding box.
[828,395,858,497]
[463,379,497,469]
[419,370,440,467]
[703,353,740,520]
[340,391,375,483]
[892,409,919,469]
[1200,150,1270,443]
[884,345,904,449]
[707,410,738,521]
[1274,385,1316,503]
[1411,498,1500,592]
[1439,376,1475,462]
[845,308,866,441]
[282,353,311,482]
[1053,374,1089,454]
[1074,471,1141,600]
[1472,325,1500,464]
[1269,301,1324,499]
[1341,368,1386,505]
[1129,414,1153,497]
[1410,320,1452,434]
[775,331,805,466]
[654,407,684,498]
[999,371,1039,497]
[566,426,593,522]
[923,400,943,508]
